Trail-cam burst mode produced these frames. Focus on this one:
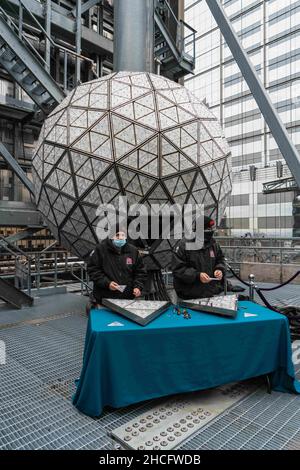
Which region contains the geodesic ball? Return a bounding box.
[32,72,232,266]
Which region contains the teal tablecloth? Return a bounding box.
[73,301,300,417]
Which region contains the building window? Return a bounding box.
[258,216,294,229]
[228,217,250,229]
[257,192,295,204]
[230,194,250,206]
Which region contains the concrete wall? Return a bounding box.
[240,262,300,285]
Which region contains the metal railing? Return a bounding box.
[0,234,32,294]
[155,0,196,65]
[0,245,87,295]
[0,0,98,92]
[215,236,300,282]
[70,262,92,296]
[1,236,299,296]
[178,19,196,61]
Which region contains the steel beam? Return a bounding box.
[0,143,34,195]
[71,0,101,17]
[0,277,34,308]
[45,0,51,73]
[0,227,43,248]
[2,0,113,57]
[0,95,35,119]
[0,14,65,106]
[263,177,298,194]
[75,0,82,85]
[154,11,180,64]
[0,201,42,226]
[114,0,154,73]
[206,0,300,187]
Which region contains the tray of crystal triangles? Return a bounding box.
[102,299,171,326]
[179,294,238,318]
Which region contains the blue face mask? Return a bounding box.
[112,239,126,248]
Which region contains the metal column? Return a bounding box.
[75,0,82,84]
[206,0,300,187]
[45,0,51,73]
[113,0,154,73]
[15,0,23,102]
[0,143,34,195]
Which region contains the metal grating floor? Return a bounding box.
[0,293,88,328]
[230,279,300,308]
[0,292,300,450]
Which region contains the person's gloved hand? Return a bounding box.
[133,288,141,298]
[109,281,120,291]
[200,273,211,283]
[214,270,223,280]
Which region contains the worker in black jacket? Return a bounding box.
[172,216,226,300]
[87,228,147,305]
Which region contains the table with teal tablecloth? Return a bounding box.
[72,301,300,417]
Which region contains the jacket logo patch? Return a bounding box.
[210,249,215,258]
[126,257,133,265]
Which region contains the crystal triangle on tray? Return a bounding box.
[179,294,238,319]
[102,299,171,326]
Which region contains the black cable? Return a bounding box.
[256,274,300,340]
[256,288,300,340]
[226,264,251,287]
[226,263,300,339]
[256,271,300,291]
[227,264,300,296]
[255,288,280,313]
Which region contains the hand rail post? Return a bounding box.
[36,253,40,292]
[27,256,31,296]
[248,274,255,301]
[54,252,58,288]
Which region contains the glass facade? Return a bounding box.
[0,78,35,203]
[184,0,300,237]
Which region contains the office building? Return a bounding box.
[184,0,300,236]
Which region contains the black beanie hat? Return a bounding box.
[111,220,127,235]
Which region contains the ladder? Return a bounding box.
[0,6,65,115]
[154,0,196,79]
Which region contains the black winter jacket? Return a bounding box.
[87,238,147,302]
[172,238,226,299]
